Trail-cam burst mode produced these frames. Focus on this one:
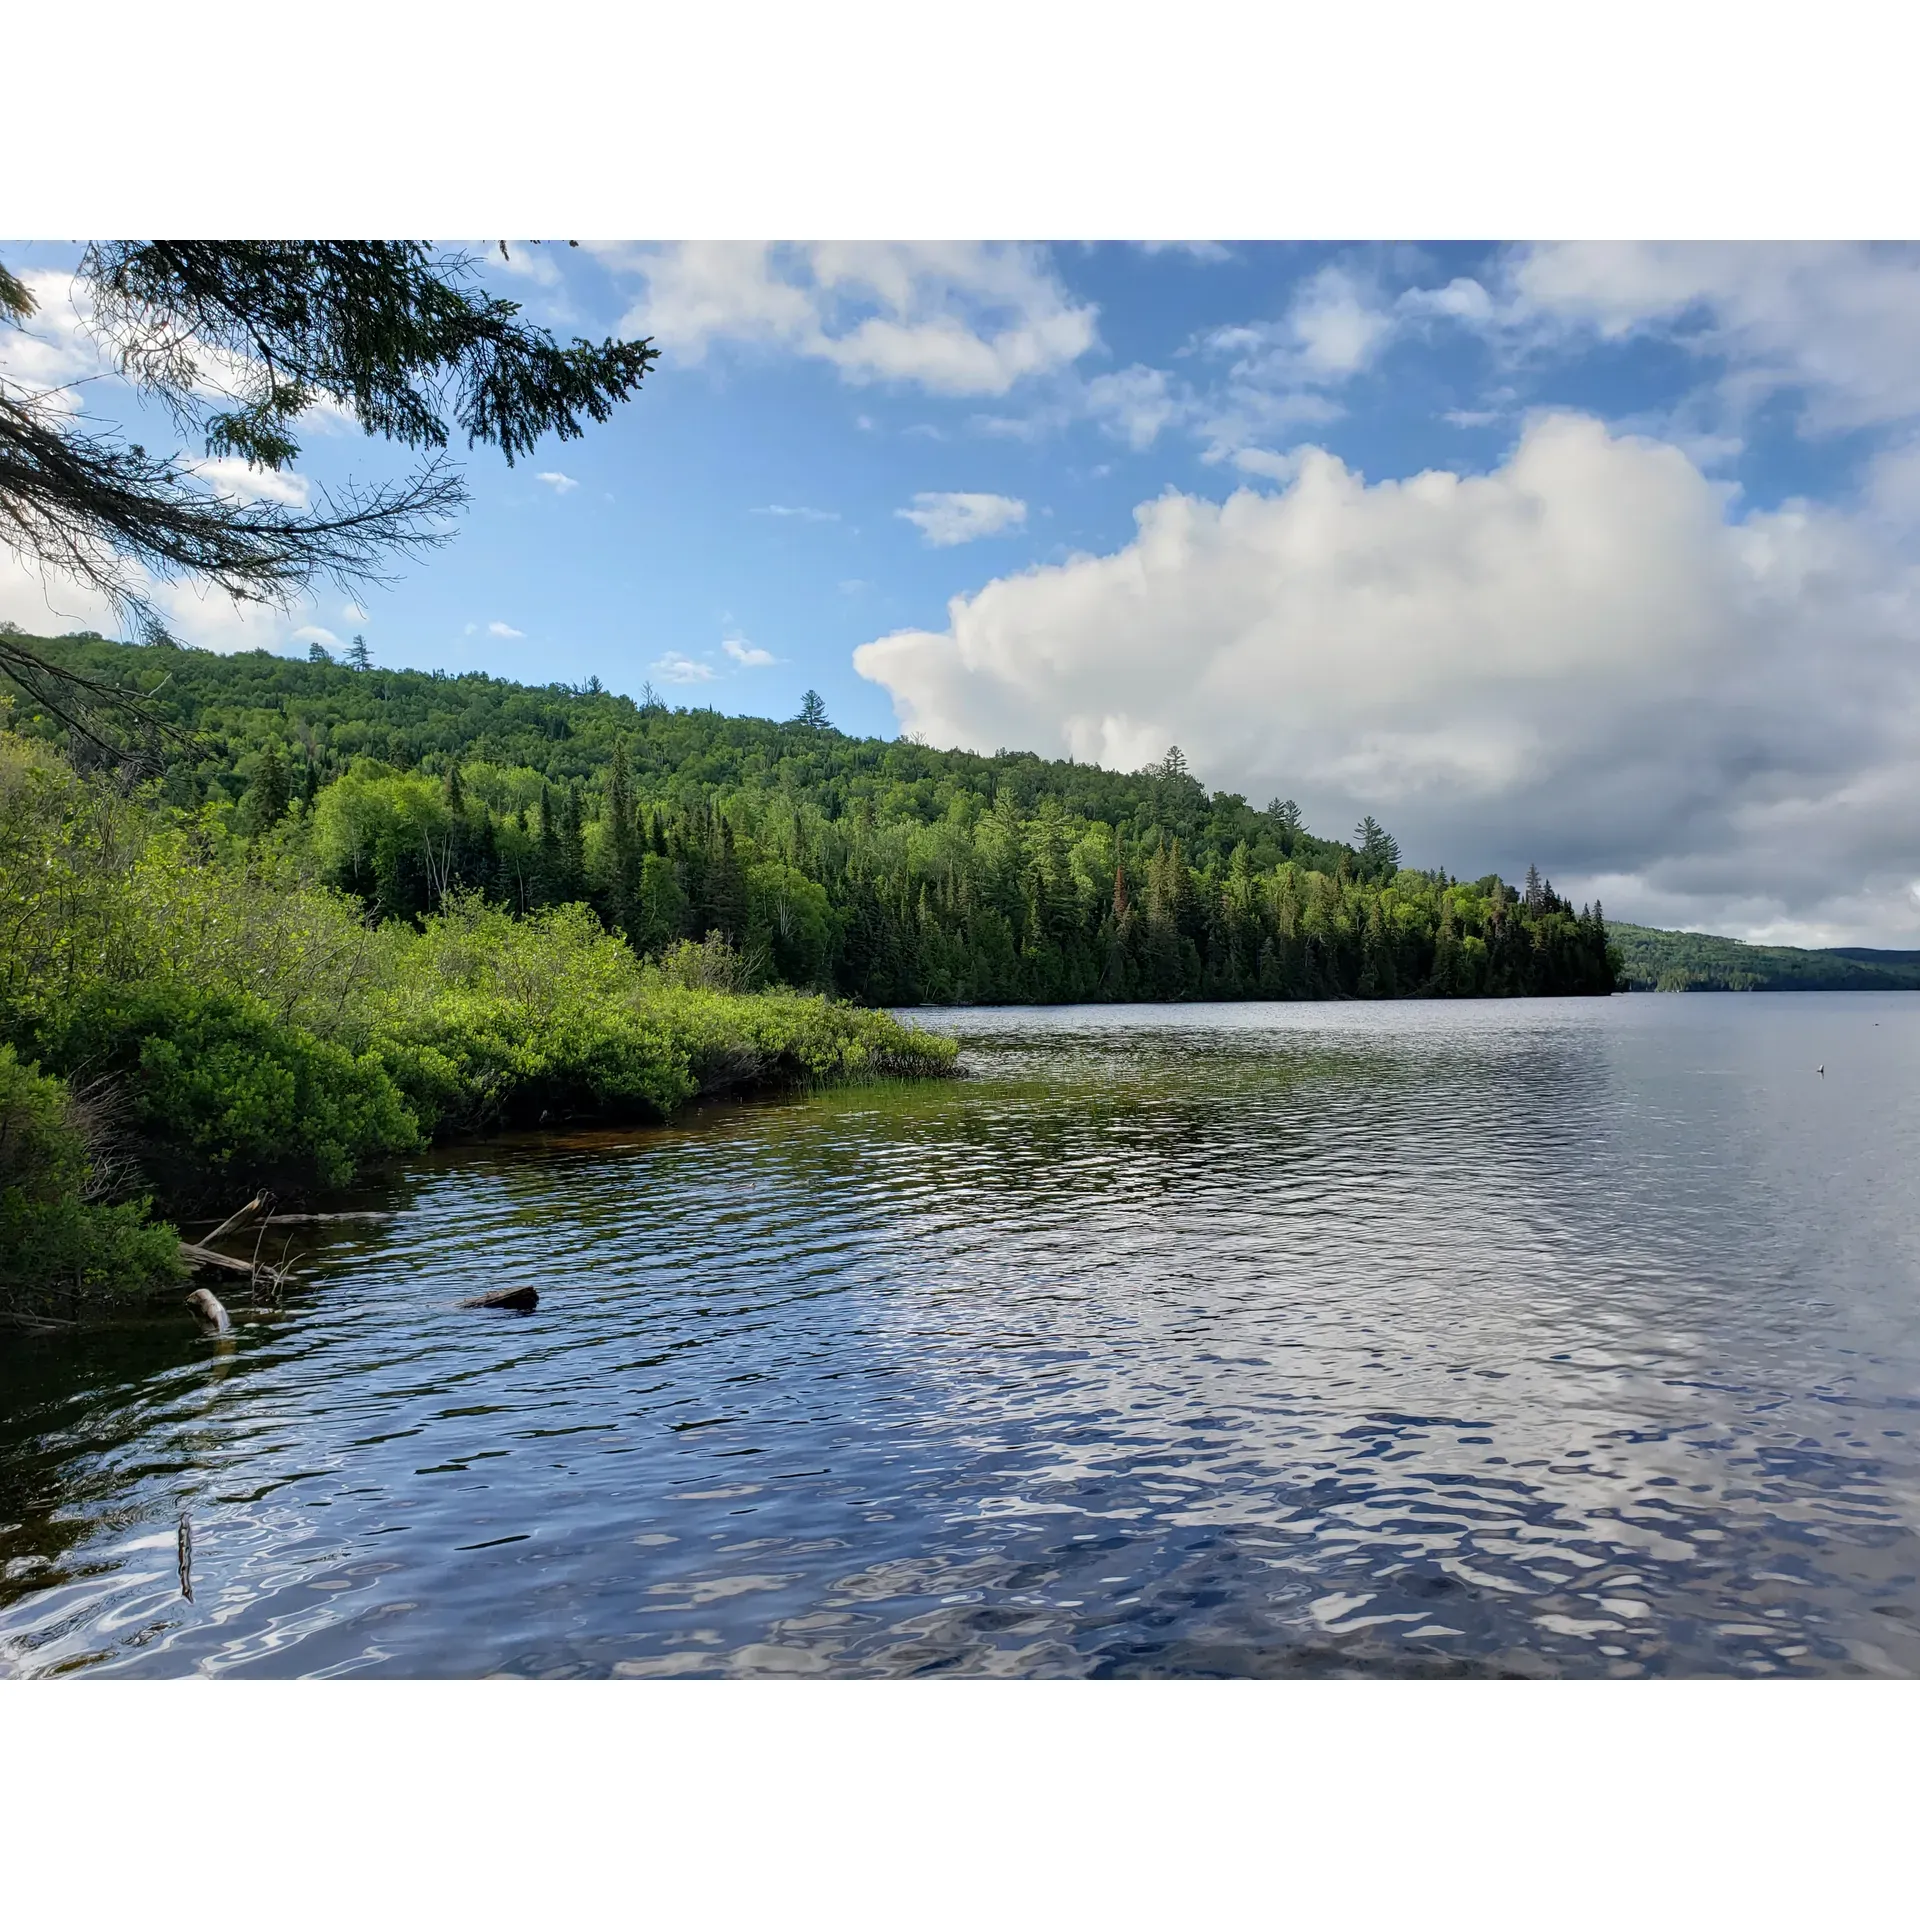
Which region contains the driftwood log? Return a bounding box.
[243,1211,393,1227]
[181,1241,259,1275]
[189,1210,393,1229]
[177,1194,394,1303]
[458,1286,539,1312]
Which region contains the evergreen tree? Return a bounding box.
[604,738,641,935]
[1355,815,1401,877]
[556,783,587,902]
[535,782,559,904]
[249,738,291,833]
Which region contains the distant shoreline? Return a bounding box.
[1610,923,1920,992]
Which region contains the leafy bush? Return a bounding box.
[370,993,697,1132]
[39,982,420,1193]
[654,929,756,994]
[0,734,961,1293]
[0,1043,182,1314]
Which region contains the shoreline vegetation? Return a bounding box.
[5,625,1621,1319]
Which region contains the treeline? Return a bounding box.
[9,630,1623,1005]
[1610,923,1920,993]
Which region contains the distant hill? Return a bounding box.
[0,627,1618,1004]
[1611,924,1920,991]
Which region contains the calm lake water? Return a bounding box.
[5,994,1920,1678]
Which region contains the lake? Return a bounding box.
[4,994,1919,1677]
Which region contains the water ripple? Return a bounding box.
[4,994,1920,1676]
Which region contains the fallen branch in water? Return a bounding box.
[178,1191,293,1300]
[198,1191,273,1244]
[245,1210,393,1226]
[458,1286,539,1311]
[179,1241,261,1276]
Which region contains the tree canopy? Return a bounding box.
[6,629,1625,1006]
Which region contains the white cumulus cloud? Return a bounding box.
[1446,243,1920,438]
[488,621,524,638]
[855,412,1920,945]
[723,635,778,667]
[896,491,1027,547]
[536,471,580,493]
[610,243,1098,398]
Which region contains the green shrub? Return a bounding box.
[40,983,420,1192]
[369,993,697,1132]
[0,1043,183,1313]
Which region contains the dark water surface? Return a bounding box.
[5,995,1920,1678]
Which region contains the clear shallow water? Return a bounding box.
[5,994,1920,1678]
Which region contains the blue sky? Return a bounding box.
[6,240,1920,944]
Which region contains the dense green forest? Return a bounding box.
[0,626,1621,1317]
[8,630,1622,1006]
[1610,923,1920,992]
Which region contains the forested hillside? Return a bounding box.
[1610,924,1920,992]
[5,629,1623,1005]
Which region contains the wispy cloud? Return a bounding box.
[723,634,778,667]
[488,621,525,638]
[751,504,839,523]
[536,471,580,494]
[896,491,1027,547]
[652,649,716,684]
[193,458,311,508]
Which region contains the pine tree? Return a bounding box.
[796,689,829,730]
[604,738,641,935]
[535,783,558,904]
[249,738,291,832]
[1355,815,1400,876]
[557,783,587,902]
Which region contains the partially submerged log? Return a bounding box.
[199,1192,273,1245]
[177,1191,301,1304]
[458,1286,539,1312]
[187,1209,393,1229]
[249,1211,393,1227]
[180,1241,257,1275]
